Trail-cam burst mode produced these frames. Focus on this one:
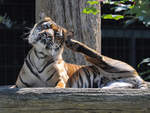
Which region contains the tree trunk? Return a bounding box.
[1,86,150,113]
[36,0,101,65]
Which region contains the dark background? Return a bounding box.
[0,0,150,85]
[0,0,35,85]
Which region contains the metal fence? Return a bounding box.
[102,29,150,68]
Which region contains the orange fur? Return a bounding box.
[51,24,59,31]
[64,63,83,78]
[56,81,65,88]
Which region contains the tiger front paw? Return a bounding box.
[55,81,66,88]
[65,39,83,52]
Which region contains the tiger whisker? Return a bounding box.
[24,32,30,35]
[23,37,29,40]
[24,26,32,30]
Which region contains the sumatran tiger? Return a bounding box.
[13,17,147,89]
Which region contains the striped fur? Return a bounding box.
[14,17,147,89]
[65,39,147,89]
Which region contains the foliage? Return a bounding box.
[83,0,150,27]
[82,0,100,15]
[138,58,150,81]
[83,0,132,19]
[101,14,124,20]
[126,0,150,27]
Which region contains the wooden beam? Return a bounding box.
[0,86,150,113]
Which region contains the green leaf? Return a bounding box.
[138,58,150,68]
[139,70,150,76]
[124,18,137,27]
[129,5,135,9]
[102,14,124,20]
[82,8,91,14]
[87,1,99,5]
[82,7,100,15]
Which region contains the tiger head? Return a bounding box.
[28,17,72,58]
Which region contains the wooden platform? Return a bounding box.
[0,86,150,113]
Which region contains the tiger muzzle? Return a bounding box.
[37,31,54,47]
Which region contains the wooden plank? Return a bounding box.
[0,86,150,113]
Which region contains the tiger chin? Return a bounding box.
[13,17,147,89]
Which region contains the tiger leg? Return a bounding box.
[65,39,121,71]
[10,85,18,88]
[65,39,147,89]
[65,39,102,60]
[102,81,133,89]
[102,76,148,89]
[55,80,66,88]
[65,39,136,73]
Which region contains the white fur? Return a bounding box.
[102,81,133,89]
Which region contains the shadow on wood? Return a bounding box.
[0,86,150,113]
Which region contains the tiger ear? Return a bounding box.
[44,17,53,22]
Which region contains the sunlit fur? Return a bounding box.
[14,17,147,89]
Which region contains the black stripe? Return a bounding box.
[34,49,48,59]
[46,70,56,81]
[79,72,83,88]
[77,78,80,88]
[83,68,91,88]
[19,76,31,87]
[34,49,47,59]
[28,50,36,68]
[33,49,54,73]
[67,79,72,88]
[38,59,54,73]
[25,58,41,80]
[97,61,130,73]
[55,80,60,86]
[86,69,92,88]
[15,85,18,88]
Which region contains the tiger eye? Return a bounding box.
[42,24,48,29]
[41,23,51,30]
[54,31,60,36]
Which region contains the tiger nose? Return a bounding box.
[45,32,54,43]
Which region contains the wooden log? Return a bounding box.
[0,86,150,113]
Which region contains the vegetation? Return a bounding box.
[138,58,150,81]
[83,0,150,26]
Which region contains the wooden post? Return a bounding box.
[0,86,150,113]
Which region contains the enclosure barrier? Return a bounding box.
[0,86,150,113]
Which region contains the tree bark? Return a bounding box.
[36,0,101,65]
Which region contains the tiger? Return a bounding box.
[13,17,147,89]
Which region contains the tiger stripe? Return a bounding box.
[19,75,31,87]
